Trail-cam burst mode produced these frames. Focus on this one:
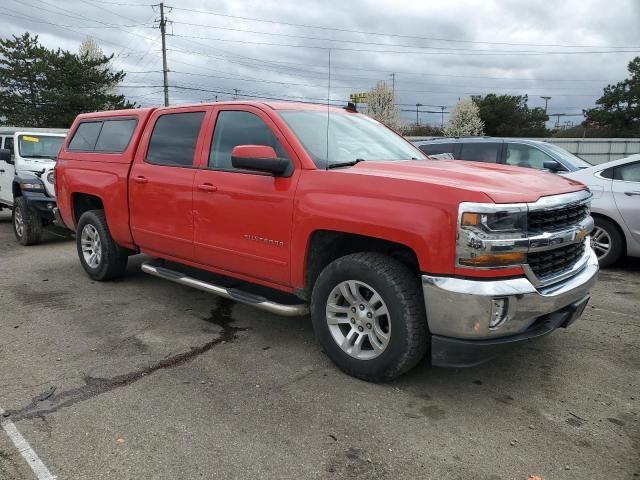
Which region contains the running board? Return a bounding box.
[141,261,309,317]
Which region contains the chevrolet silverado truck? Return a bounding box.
[0,130,67,245]
[54,102,598,381]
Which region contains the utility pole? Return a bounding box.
[158,2,170,106]
[540,96,551,113]
[554,113,561,129]
[233,88,239,100]
[415,103,422,126]
[390,72,395,96]
[440,106,445,128]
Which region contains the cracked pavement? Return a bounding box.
[0,211,638,480]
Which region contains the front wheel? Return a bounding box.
[13,196,42,246]
[76,210,128,281]
[591,217,624,268]
[311,253,429,382]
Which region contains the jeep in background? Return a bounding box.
[55,102,598,381]
[0,129,67,245]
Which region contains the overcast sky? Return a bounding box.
[2,0,639,125]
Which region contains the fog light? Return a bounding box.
[46,203,54,209]
[490,298,508,329]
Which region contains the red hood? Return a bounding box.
[344,160,587,203]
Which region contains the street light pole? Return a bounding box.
[416,103,423,125]
[540,96,551,113]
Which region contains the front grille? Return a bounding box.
[528,203,589,233]
[527,241,586,280]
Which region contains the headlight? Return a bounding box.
[457,203,527,268]
[20,182,44,191]
[47,171,55,185]
[461,211,526,233]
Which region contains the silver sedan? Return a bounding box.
[565,155,640,267]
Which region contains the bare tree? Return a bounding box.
[444,98,484,137]
[366,81,400,129]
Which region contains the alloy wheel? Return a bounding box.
[81,224,102,268]
[325,280,391,360]
[591,226,611,260]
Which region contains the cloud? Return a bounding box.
[1,0,637,125]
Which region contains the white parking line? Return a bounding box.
[0,406,57,480]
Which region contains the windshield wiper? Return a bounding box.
[327,158,366,169]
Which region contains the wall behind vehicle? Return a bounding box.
[406,136,640,165]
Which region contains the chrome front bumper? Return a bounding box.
[422,247,599,344]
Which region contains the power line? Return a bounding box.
[169,21,640,56]
[166,6,640,50]
[165,31,640,56]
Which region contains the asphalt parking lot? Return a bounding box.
[0,211,638,480]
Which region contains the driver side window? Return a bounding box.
[209,111,288,171]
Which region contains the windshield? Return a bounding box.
[18,134,65,159]
[279,110,427,168]
[543,143,592,169]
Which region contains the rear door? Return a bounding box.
[191,106,300,286]
[611,161,640,244]
[129,107,208,260]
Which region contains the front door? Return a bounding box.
[0,136,15,205]
[129,108,208,260]
[612,160,640,244]
[192,107,300,286]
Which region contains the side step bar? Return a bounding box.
[141,261,309,317]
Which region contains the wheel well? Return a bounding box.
[592,212,627,251]
[72,193,104,226]
[12,182,22,198]
[301,230,419,300]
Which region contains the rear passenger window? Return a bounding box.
[460,143,501,163]
[68,122,102,151]
[146,112,205,167]
[418,143,457,157]
[94,119,137,152]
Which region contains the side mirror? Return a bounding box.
[0,148,13,164]
[543,160,566,172]
[231,145,290,176]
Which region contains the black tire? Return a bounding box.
[13,196,42,246]
[311,252,429,382]
[76,209,128,281]
[593,217,625,268]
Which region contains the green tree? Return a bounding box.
[584,57,640,137]
[472,94,549,137]
[0,33,135,127]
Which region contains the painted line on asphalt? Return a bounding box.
[0,406,57,480]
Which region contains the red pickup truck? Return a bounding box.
[55,101,598,381]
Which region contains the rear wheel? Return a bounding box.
[311,252,428,382]
[591,217,624,268]
[76,210,128,281]
[13,196,42,246]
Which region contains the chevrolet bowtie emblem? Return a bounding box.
[575,228,587,242]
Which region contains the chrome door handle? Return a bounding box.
[624,191,640,196]
[133,176,148,184]
[197,183,218,192]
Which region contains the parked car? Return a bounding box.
[55,102,598,381]
[0,129,67,245]
[564,155,640,267]
[413,137,592,173]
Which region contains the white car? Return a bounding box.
[565,155,640,267]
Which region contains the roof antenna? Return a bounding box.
[325,48,331,171]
